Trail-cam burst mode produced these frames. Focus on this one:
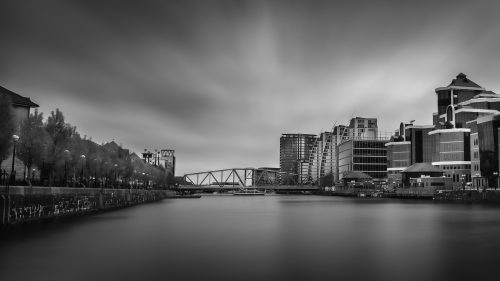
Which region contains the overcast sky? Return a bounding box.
[2,0,500,175]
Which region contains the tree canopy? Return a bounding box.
[0,94,15,163]
[14,108,171,188]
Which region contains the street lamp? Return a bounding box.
[494,172,499,191]
[10,135,19,185]
[5,135,19,224]
[31,168,36,182]
[112,163,118,189]
[80,154,86,186]
[93,158,98,188]
[63,149,70,186]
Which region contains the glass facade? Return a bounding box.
[339,139,388,179]
[386,142,410,169]
[436,89,480,118]
[477,117,500,188]
[279,134,316,177]
[307,132,336,183]
[429,129,471,188]
[406,127,434,163]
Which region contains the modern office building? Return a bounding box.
[434,73,485,124]
[386,135,411,186]
[386,73,500,189]
[338,138,388,179]
[428,127,471,188]
[386,123,434,187]
[304,117,390,183]
[307,131,335,183]
[433,75,500,189]
[469,113,500,188]
[279,133,316,183]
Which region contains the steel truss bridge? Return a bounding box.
[182,168,318,191]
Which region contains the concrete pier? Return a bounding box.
[1,186,174,226]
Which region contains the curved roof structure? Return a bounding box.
[474,90,499,99]
[342,171,372,180]
[402,162,442,173]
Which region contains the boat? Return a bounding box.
[233,189,265,196]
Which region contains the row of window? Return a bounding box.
[473,151,479,158]
[473,164,479,172]
[353,142,387,149]
[445,173,471,182]
[353,157,387,164]
[353,149,386,156]
[353,164,387,171]
[442,165,470,170]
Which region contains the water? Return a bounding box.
[2,195,500,281]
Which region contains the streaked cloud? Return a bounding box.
[2,0,500,174]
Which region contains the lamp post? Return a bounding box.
[93,158,98,189]
[5,135,19,224]
[63,149,70,187]
[113,163,118,188]
[461,174,465,192]
[10,135,19,185]
[80,154,86,186]
[494,172,499,191]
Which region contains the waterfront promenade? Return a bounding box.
[1,186,173,226]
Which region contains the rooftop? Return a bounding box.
[342,171,372,180]
[447,73,482,88]
[402,162,443,173]
[0,85,39,108]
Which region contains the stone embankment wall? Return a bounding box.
[1,186,174,226]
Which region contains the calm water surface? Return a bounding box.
[2,195,500,281]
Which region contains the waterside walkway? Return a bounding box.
[0,186,174,227]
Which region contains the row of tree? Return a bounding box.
[0,100,173,188]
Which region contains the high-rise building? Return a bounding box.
[347,117,378,139]
[279,134,316,183]
[334,117,389,181]
[307,131,335,183]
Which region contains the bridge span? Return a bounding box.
[182,168,317,191]
[178,184,319,192]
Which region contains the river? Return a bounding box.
[1,195,500,281]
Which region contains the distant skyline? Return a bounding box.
[2,0,500,175]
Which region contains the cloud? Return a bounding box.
[2,0,500,175]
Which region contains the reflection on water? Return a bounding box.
[2,196,500,281]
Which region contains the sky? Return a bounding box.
[2,0,500,175]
